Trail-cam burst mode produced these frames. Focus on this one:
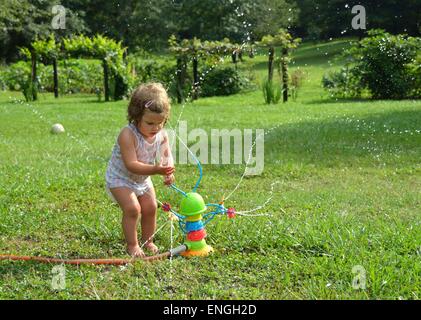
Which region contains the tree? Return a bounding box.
[258,29,301,102]
[29,35,61,98]
[62,0,174,52]
[63,34,128,101]
[0,0,86,62]
[246,0,298,41]
[293,0,421,40]
[169,36,203,101]
[169,35,243,102]
[60,0,294,52]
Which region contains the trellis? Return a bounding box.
[22,34,127,102]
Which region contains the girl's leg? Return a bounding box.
[138,186,159,254]
[109,187,144,257]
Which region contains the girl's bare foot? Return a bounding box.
[144,242,159,255]
[127,245,145,258]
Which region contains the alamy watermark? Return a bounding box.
[166,121,264,176]
[352,265,366,290]
[351,5,366,30]
[52,5,66,30]
[51,265,66,290]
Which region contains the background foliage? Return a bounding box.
[1,0,420,62]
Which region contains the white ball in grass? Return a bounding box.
[51,123,65,134]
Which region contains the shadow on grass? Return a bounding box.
[0,94,107,107]
[306,97,421,105]
[265,109,421,167]
[305,98,372,105]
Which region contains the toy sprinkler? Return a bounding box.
[0,153,236,265]
[0,145,279,266]
[160,151,236,258]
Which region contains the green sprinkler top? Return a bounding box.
[179,192,207,216]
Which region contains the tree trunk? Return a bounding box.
[192,56,199,100]
[231,50,238,70]
[53,58,59,98]
[31,50,38,101]
[281,48,288,103]
[249,47,255,58]
[268,46,274,82]
[358,28,365,41]
[103,59,109,102]
[231,51,237,63]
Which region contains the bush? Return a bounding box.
[199,66,248,97]
[0,65,7,91]
[58,59,103,95]
[128,55,190,101]
[407,53,421,98]
[290,69,306,101]
[322,66,362,99]
[0,61,31,91]
[133,59,174,83]
[262,78,281,104]
[0,61,39,101]
[0,59,104,97]
[346,30,420,99]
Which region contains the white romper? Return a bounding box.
[105,123,163,201]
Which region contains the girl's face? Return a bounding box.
[137,110,166,138]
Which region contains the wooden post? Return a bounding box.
[249,46,255,58]
[281,48,288,102]
[268,46,274,82]
[192,56,199,100]
[53,58,59,98]
[238,50,243,62]
[103,59,110,102]
[31,49,38,101]
[232,50,238,70]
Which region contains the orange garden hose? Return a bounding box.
[0,245,187,266]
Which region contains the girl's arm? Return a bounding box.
[160,130,176,185]
[159,129,174,167]
[119,128,174,176]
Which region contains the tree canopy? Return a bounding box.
[1,0,419,62]
[0,0,86,62]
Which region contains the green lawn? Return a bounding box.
[0,40,420,299]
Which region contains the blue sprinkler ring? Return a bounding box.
[185,220,204,233]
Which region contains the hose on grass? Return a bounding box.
[0,245,187,266]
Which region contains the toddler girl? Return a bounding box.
[106,83,175,257]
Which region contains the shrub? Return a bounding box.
[199,66,247,97]
[347,30,420,99]
[262,78,281,104]
[290,69,306,101]
[129,56,177,86]
[59,59,103,95]
[110,73,128,100]
[0,66,7,91]
[407,53,421,98]
[0,61,39,101]
[0,59,104,97]
[322,66,362,99]
[128,56,189,101]
[0,61,31,91]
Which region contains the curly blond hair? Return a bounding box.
[127,83,171,125]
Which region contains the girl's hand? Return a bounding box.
[155,165,175,176]
[164,174,175,186]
